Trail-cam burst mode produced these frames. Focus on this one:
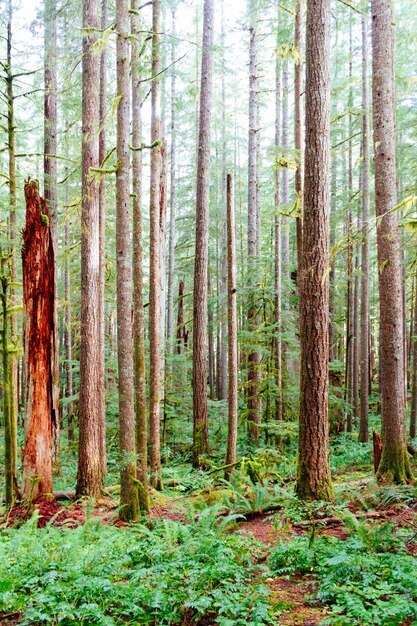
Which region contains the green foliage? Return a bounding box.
[269,521,417,625]
[0,508,274,626]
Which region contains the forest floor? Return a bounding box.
[1,434,417,625]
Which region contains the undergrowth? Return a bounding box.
[269,516,417,625]
[0,507,275,626]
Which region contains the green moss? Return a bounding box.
[376,445,412,484]
[296,460,334,502]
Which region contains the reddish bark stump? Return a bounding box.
[21,179,55,500]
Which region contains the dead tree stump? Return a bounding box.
[373,429,383,474]
[21,179,56,501]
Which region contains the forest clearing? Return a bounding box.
[1,0,417,624]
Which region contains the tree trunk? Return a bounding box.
[131,0,149,513]
[6,0,18,506]
[296,0,333,502]
[281,56,289,276]
[64,213,74,443]
[44,0,60,474]
[219,4,228,401]
[409,262,417,439]
[76,0,104,498]
[359,14,370,443]
[22,180,55,501]
[166,7,177,360]
[294,0,304,276]
[372,0,411,483]
[149,0,162,489]
[192,0,214,466]
[247,0,260,445]
[274,48,282,426]
[98,0,108,478]
[115,0,139,521]
[225,174,238,478]
[176,280,186,354]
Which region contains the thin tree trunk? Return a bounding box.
[247,0,260,445]
[294,0,304,275]
[149,0,163,489]
[225,174,237,478]
[219,3,228,401]
[274,49,282,426]
[6,0,18,505]
[281,56,289,275]
[192,0,214,466]
[208,275,215,401]
[296,0,333,502]
[409,262,417,439]
[372,0,411,482]
[166,7,177,359]
[76,0,104,498]
[116,0,139,520]
[98,0,108,477]
[176,280,185,354]
[64,213,74,443]
[359,16,370,443]
[44,0,60,474]
[22,180,55,501]
[131,0,149,512]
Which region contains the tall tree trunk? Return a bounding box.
[345,21,354,433]
[64,213,74,443]
[192,0,214,466]
[219,2,228,401]
[5,0,18,505]
[359,15,370,443]
[225,174,237,477]
[409,262,417,439]
[208,275,215,401]
[166,7,177,359]
[76,0,104,498]
[281,56,289,275]
[116,0,139,520]
[149,0,163,489]
[274,48,282,425]
[294,0,304,275]
[22,180,55,501]
[98,0,107,477]
[44,0,60,474]
[131,0,149,512]
[296,0,333,502]
[372,0,411,483]
[176,280,185,354]
[247,0,260,445]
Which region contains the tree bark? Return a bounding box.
[225,174,238,478]
[372,0,411,483]
[76,0,104,498]
[410,263,417,439]
[294,0,304,275]
[274,47,282,426]
[247,0,260,445]
[131,0,149,512]
[44,0,60,474]
[296,0,333,502]
[22,180,55,501]
[149,0,162,489]
[359,15,370,443]
[166,6,177,360]
[5,0,18,506]
[219,2,228,401]
[192,0,214,466]
[116,0,139,520]
[98,0,108,478]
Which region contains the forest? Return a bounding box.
[1,0,417,623]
